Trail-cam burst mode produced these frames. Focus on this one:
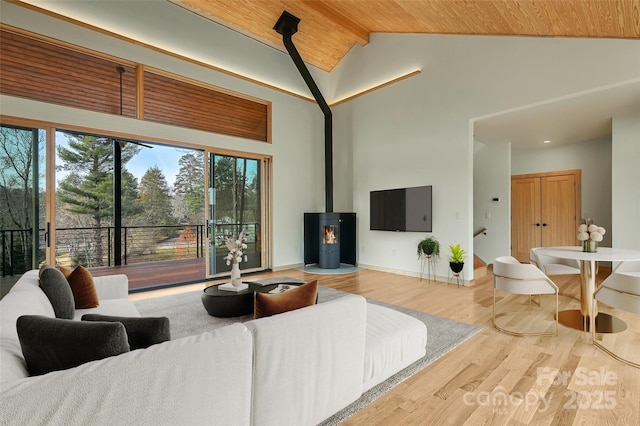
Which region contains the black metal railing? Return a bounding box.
[1,223,259,276]
[0,228,45,277]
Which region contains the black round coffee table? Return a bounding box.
[201,282,261,317]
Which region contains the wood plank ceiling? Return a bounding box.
[171,0,640,71]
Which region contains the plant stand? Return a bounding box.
[420,255,437,282]
[448,267,464,288]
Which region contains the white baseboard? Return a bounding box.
[273,263,304,272]
[273,262,472,286]
[357,263,471,287]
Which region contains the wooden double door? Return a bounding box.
[511,170,581,262]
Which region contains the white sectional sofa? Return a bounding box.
[0,270,427,425]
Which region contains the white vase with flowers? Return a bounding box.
[218,230,249,292]
[577,219,605,253]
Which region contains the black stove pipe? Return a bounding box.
[274,11,333,213]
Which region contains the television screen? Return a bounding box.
[370,186,432,232]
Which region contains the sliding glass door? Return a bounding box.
[0,125,47,295]
[54,131,118,268]
[1,120,271,293]
[54,129,207,289]
[208,153,263,276]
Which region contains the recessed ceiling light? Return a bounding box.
[543,140,551,144]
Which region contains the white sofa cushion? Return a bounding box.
[1,274,57,383]
[246,294,367,426]
[5,270,40,292]
[0,338,29,383]
[0,323,254,426]
[0,289,56,341]
[363,303,428,391]
[93,274,129,300]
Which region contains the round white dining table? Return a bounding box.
[535,246,640,333]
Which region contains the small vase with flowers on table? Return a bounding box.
[577,218,605,253]
[218,230,249,292]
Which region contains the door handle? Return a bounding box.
[535,223,541,227]
[542,223,548,227]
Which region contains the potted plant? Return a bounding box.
[417,235,440,282]
[417,235,440,260]
[448,243,466,274]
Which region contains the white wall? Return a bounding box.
[473,142,511,264]
[612,108,640,250]
[332,33,639,280]
[348,76,473,279]
[511,138,613,247]
[332,102,355,213]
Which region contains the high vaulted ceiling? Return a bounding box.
[171,0,640,71]
[7,0,640,149]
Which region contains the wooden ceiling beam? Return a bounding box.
[302,0,370,46]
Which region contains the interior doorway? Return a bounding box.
[511,169,581,262]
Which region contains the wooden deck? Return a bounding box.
[89,258,207,291]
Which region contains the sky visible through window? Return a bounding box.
[54,131,192,189]
[54,130,258,196]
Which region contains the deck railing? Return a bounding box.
[1,223,258,276]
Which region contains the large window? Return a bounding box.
[1,27,272,293]
[209,154,263,276]
[54,131,118,268]
[0,125,47,296]
[1,121,271,294]
[54,130,209,290]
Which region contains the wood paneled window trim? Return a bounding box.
[0,29,137,117]
[143,70,269,142]
[0,28,271,143]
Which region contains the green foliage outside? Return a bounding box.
[56,133,141,266]
[174,151,205,224]
[2,127,262,274]
[0,126,46,274]
[213,155,259,238]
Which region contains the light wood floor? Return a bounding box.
[130,267,640,426]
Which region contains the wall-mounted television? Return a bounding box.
[370,185,432,232]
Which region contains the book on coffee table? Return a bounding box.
[268,284,295,294]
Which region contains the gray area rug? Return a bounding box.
[134,277,481,425]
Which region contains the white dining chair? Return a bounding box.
[612,260,640,274]
[530,247,580,276]
[592,271,640,368]
[493,256,559,337]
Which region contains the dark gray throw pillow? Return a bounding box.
[17,315,130,376]
[81,314,171,350]
[39,265,75,319]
